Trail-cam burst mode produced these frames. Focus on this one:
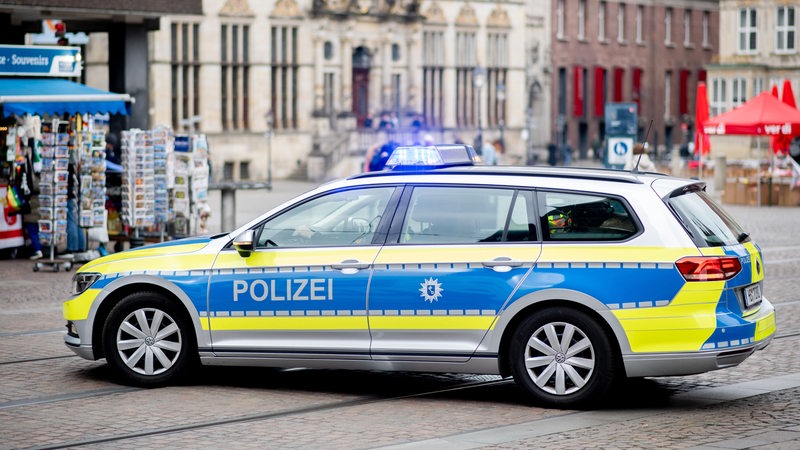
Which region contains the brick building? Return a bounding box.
[550,0,718,160]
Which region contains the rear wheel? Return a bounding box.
[509,307,617,407]
[103,292,197,387]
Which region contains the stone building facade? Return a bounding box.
[705,0,799,159]
[131,0,551,182]
[550,0,719,160]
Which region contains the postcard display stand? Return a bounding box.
[171,134,210,237]
[34,119,72,272]
[77,131,108,230]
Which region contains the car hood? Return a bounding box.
[78,236,214,273]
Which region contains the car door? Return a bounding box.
[367,185,541,362]
[207,186,399,358]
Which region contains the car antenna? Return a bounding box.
[632,119,654,174]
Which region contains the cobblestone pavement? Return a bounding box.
[0,181,799,450]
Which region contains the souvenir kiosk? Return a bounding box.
[0,44,131,271]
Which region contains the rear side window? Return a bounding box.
[538,191,638,241]
[400,186,536,244]
[668,188,748,247]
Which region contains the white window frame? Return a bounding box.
[738,8,758,54]
[665,7,673,45]
[599,1,607,41]
[702,11,710,48]
[684,9,692,47]
[557,0,565,39]
[664,70,672,119]
[776,6,796,54]
[578,0,586,40]
[731,77,747,107]
[710,78,727,116]
[754,77,765,96]
[636,5,644,44]
[617,3,626,43]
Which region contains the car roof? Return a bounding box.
[349,165,669,185]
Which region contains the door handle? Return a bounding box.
[331,259,371,273]
[482,257,523,271]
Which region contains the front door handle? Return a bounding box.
[331,259,371,274]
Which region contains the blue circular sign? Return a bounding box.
[613,141,628,156]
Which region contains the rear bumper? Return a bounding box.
[623,299,776,377]
[623,336,772,377]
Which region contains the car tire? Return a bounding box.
[103,291,197,387]
[509,307,617,408]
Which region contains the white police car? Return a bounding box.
[64,144,775,407]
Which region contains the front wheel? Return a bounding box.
[103,292,197,387]
[509,307,618,408]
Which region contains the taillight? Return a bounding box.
[676,256,742,281]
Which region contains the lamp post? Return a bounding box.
[496,82,506,152]
[473,67,485,154]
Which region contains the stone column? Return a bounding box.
[341,31,353,114]
[406,31,420,111]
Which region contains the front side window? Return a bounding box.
[538,191,638,241]
[256,187,395,248]
[400,186,535,244]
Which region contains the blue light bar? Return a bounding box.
[385,144,478,170]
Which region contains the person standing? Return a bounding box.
[562,142,573,166]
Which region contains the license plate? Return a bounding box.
[743,283,762,308]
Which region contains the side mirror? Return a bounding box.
[232,229,255,257]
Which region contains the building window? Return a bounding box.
[487,32,508,127]
[738,8,757,54]
[223,161,234,181]
[578,0,586,40]
[636,5,644,44]
[271,25,299,130]
[221,23,250,131]
[556,0,565,39]
[392,73,402,111]
[776,6,796,53]
[754,77,765,96]
[664,70,672,118]
[702,11,710,48]
[684,10,692,47]
[171,22,200,131]
[710,78,727,116]
[423,30,445,128]
[324,41,334,60]
[573,65,584,117]
[392,43,401,61]
[732,77,747,107]
[323,72,335,115]
[665,7,673,45]
[455,30,477,128]
[594,66,606,116]
[613,67,624,102]
[239,161,250,180]
[632,67,642,110]
[599,1,607,41]
[617,3,626,43]
[679,69,690,115]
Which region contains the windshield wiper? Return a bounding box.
[737,232,750,243]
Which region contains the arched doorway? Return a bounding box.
[352,46,371,127]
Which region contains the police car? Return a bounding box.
[64,144,775,407]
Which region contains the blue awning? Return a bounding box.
[0,78,131,116]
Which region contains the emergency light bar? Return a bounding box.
[385,144,478,170]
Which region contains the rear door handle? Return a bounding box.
[482,257,523,272]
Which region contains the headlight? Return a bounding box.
[72,272,102,295]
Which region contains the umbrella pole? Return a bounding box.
[757,138,761,208]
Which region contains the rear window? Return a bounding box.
[667,188,748,247]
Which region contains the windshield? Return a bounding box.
[668,187,748,247]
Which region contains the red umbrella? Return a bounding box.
[771,80,798,154]
[694,82,710,156]
[771,84,779,98]
[704,91,800,136]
